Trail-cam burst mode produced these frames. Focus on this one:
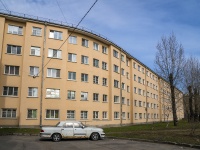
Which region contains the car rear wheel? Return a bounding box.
[52,133,61,142]
[90,132,99,141]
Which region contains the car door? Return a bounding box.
[61,122,74,138]
[73,122,87,138]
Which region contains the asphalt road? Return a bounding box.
[0,135,198,150]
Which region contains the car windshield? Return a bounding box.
[56,122,61,127]
[80,122,87,127]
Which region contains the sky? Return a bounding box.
[0,0,200,71]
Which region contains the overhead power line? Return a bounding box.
[37,0,98,76]
[0,0,9,11]
[56,0,68,23]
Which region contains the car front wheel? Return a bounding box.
[90,132,99,141]
[52,133,61,142]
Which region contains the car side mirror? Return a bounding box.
[82,126,85,129]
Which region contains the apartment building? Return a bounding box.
[0,11,184,127]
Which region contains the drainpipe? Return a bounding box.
[40,22,47,127]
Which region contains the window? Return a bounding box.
[93,111,99,119]
[47,68,60,78]
[113,65,119,73]
[93,93,99,101]
[46,110,59,119]
[82,38,89,47]
[138,77,141,83]
[102,62,107,70]
[81,111,88,119]
[3,86,18,96]
[114,95,119,103]
[103,94,107,102]
[142,68,144,74]
[46,89,60,98]
[68,91,76,100]
[27,109,37,119]
[122,83,125,90]
[68,53,77,62]
[114,80,119,88]
[81,73,88,82]
[32,27,41,36]
[122,97,125,104]
[30,46,40,56]
[134,87,137,94]
[102,78,107,86]
[127,86,130,92]
[28,87,38,97]
[138,89,142,95]
[102,46,107,54]
[126,59,129,66]
[133,62,136,69]
[30,66,39,76]
[122,112,126,119]
[135,113,138,119]
[93,59,99,67]
[93,76,99,84]
[138,65,141,71]
[49,30,62,40]
[8,25,22,35]
[121,54,124,62]
[126,72,129,79]
[139,113,142,119]
[127,112,130,119]
[48,49,61,59]
[127,99,130,106]
[134,74,136,81]
[102,111,107,119]
[69,36,77,44]
[114,112,119,119]
[134,100,137,106]
[1,109,16,118]
[67,110,75,119]
[113,50,119,58]
[68,72,76,80]
[81,92,88,100]
[139,101,142,107]
[121,68,125,75]
[93,42,99,51]
[7,45,21,55]
[4,65,19,75]
[81,55,89,64]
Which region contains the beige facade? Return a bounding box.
[0,13,184,127]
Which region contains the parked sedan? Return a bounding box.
[40,121,105,142]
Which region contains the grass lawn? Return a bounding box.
[104,120,200,145]
[0,120,199,145]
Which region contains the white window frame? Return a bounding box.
[103,94,108,102]
[93,76,99,84]
[68,90,76,100]
[93,93,99,101]
[93,111,99,119]
[114,112,119,119]
[1,108,16,118]
[114,95,119,103]
[102,46,107,54]
[93,59,99,67]
[8,25,23,35]
[102,78,107,86]
[27,109,37,119]
[82,38,89,47]
[32,27,41,36]
[46,89,60,98]
[28,87,38,97]
[81,73,88,82]
[4,65,19,75]
[113,50,119,58]
[67,110,75,119]
[81,55,89,64]
[7,45,21,55]
[68,72,76,80]
[93,42,99,51]
[81,92,88,100]
[69,36,77,44]
[113,65,119,73]
[48,49,61,59]
[30,46,40,56]
[102,111,107,119]
[81,111,88,119]
[47,68,60,78]
[30,66,39,76]
[114,80,119,88]
[3,86,18,96]
[46,109,59,119]
[102,62,107,70]
[49,30,62,40]
[68,53,77,62]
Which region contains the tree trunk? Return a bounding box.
[194,88,198,122]
[188,86,194,122]
[169,73,178,126]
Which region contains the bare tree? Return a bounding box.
[183,56,200,122]
[155,32,185,126]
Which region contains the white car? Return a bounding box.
[40,121,105,142]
